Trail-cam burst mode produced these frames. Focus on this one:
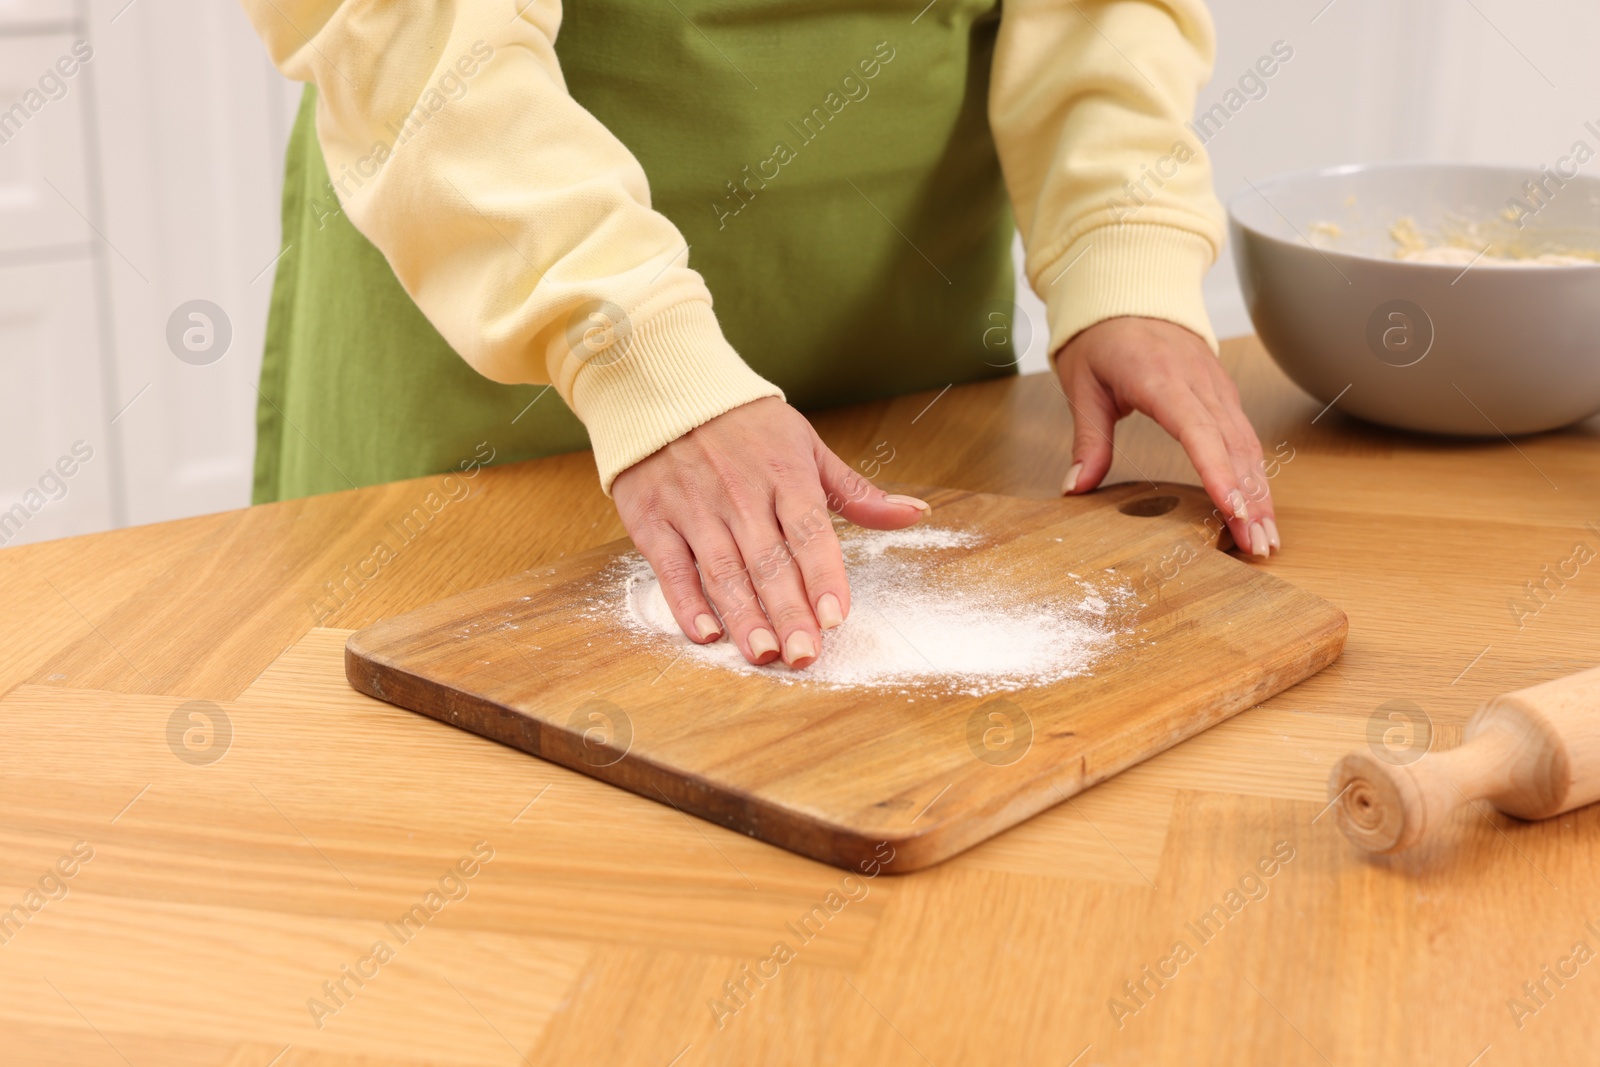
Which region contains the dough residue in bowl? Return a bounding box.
[1307,212,1600,266]
[1386,215,1597,266]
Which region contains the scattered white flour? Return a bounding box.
[846,525,975,559]
[610,524,1127,695]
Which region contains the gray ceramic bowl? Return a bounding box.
[1230,162,1600,435]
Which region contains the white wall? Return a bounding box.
[1015,0,1599,364]
[2,0,1590,544]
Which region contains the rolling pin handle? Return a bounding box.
[1331,666,1598,854]
[1330,737,1504,854]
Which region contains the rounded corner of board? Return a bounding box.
[342,638,384,694]
[830,830,952,877]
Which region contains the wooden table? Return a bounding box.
[3,337,1597,1065]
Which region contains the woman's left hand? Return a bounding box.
[1055,316,1278,557]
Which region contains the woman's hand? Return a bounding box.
[612,397,931,667]
[1056,317,1278,556]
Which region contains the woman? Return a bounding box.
[243,0,1276,670]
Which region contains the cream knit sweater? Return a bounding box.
[241,0,1226,489]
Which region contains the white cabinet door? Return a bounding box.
[0,0,77,28]
[0,258,115,548]
[86,0,289,527]
[0,33,93,255]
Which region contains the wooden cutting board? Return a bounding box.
[346,483,1346,873]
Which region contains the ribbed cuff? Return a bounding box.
[1040,224,1219,359]
[569,301,785,494]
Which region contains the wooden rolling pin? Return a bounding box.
[1330,666,1600,853]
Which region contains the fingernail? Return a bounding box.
[1248,521,1269,558]
[884,494,931,514]
[693,613,722,640]
[1262,517,1281,551]
[1061,462,1083,496]
[1227,489,1248,521]
[817,593,844,629]
[784,631,817,666]
[749,628,779,660]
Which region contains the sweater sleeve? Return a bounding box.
[989,0,1227,355]
[238,0,782,491]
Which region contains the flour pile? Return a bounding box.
[614,525,1124,695]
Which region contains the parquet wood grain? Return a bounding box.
[2,337,1597,1063]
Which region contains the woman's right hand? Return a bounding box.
[611,397,931,669]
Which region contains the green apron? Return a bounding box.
[256,0,1016,503]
